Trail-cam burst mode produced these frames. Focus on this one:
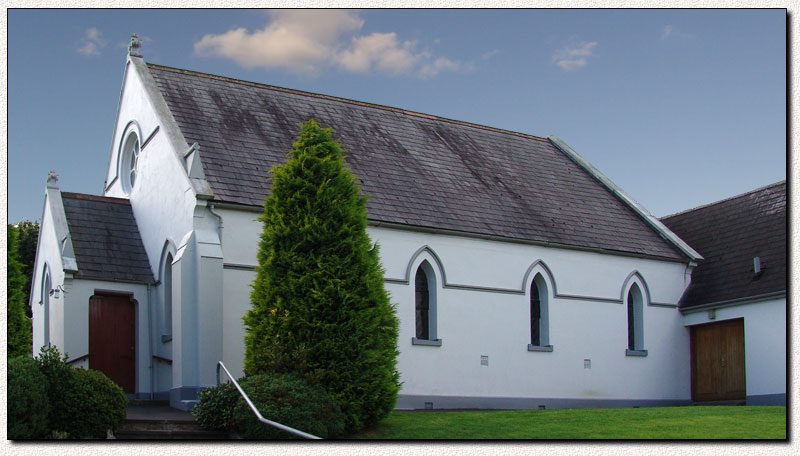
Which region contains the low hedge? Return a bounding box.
[66,368,127,438]
[193,373,345,439]
[234,373,345,439]
[13,346,129,439]
[36,346,77,435]
[192,381,240,432]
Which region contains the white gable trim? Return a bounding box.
[105,56,213,200]
[44,186,78,273]
[548,135,702,262]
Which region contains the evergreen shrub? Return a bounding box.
[34,346,127,438]
[192,381,240,432]
[7,357,50,439]
[244,119,400,433]
[7,225,32,358]
[233,373,345,439]
[66,368,127,438]
[36,346,75,434]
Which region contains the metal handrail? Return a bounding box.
[66,353,91,365]
[152,355,173,365]
[216,361,321,440]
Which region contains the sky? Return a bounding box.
[6,8,787,224]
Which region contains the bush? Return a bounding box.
[34,346,127,438]
[65,368,127,438]
[36,346,75,434]
[244,119,400,433]
[233,373,345,439]
[193,382,240,432]
[7,357,50,439]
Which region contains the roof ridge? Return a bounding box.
[661,180,786,220]
[145,62,550,143]
[61,192,131,205]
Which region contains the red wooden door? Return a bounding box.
[89,294,136,393]
[690,319,746,402]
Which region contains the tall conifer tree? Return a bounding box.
[244,119,400,432]
[8,225,32,358]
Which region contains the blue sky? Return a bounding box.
[7,9,787,224]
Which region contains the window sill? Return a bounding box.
[161,334,172,343]
[527,344,553,352]
[412,337,442,347]
[625,349,648,357]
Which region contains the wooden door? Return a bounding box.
[690,318,746,402]
[89,294,136,393]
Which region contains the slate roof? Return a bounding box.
[147,63,685,261]
[661,182,786,309]
[61,192,154,283]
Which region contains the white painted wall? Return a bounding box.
[102,58,216,402]
[30,193,65,354]
[221,267,253,380]
[374,227,691,402]
[103,58,197,279]
[682,298,786,398]
[217,212,694,403]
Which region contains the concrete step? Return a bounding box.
[114,403,230,440]
[114,419,229,440]
[114,429,229,439]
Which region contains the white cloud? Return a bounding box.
[419,57,462,79]
[552,40,597,71]
[194,9,462,78]
[77,27,107,56]
[481,49,502,60]
[338,33,420,74]
[661,25,673,40]
[660,24,692,41]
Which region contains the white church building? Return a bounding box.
[29,43,785,411]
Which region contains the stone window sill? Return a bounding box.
[626,349,648,357]
[527,344,554,352]
[412,337,442,347]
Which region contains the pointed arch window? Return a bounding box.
[415,267,429,340]
[531,281,541,346]
[625,283,647,356]
[41,267,51,347]
[162,252,173,342]
[528,274,553,352]
[411,261,441,346]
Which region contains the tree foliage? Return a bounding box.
[7,357,50,439]
[16,221,40,317]
[244,119,400,433]
[8,224,32,358]
[33,346,127,439]
[233,373,346,439]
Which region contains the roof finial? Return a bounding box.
[129,33,142,58]
[46,170,59,188]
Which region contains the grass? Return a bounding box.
[352,406,786,439]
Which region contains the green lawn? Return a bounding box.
[352,406,786,439]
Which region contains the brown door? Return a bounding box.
[690,318,746,402]
[89,294,136,393]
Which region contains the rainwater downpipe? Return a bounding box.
[146,281,155,400]
[208,204,224,246]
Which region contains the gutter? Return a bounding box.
[679,290,786,315]
[207,200,690,264]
